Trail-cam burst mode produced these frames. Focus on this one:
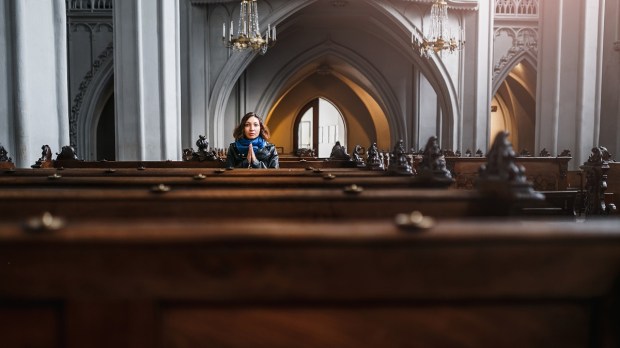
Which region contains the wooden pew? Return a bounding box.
[1,218,619,348]
[608,162,620,212]
[446,156,572,191]
[0,186,502,221]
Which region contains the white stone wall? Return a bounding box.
[0,0,69,167]
[0,1,12,156]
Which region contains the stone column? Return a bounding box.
[0,0,69,168]
[114,0,182,161]
[459,0,493,153]
[536,0,605,169]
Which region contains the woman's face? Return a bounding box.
[244,116,261,140]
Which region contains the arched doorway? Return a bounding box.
[293,97,347,158]
[96,95,115,160]
[491,60,537,153]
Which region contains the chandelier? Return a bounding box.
[222,0,276,55]
[412,0,465,58]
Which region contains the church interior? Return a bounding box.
[1,0,620,347]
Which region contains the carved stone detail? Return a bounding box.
[493,27,538,79]
[182,135,220,162]
[580,146,617,215]
[388,140,414,175]
[69,42,114,151]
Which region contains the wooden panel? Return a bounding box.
[161,304,590,348]
[446,157,571,190]
[64,301,156,348]
[608,162,620,211]
[0,188,483,221]
[0,305,61,348]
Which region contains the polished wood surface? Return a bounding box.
[1,218,619,348]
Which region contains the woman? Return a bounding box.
[226,112,279,168]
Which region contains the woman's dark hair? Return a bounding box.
[233,112,271,140]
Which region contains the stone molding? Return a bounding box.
[69,42,114,149]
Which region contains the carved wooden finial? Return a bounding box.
[0,144,15,169]
[519,148,531,157]
[183,135,220,162]
[388,139,414,175]
[296,148,315,158]
[352,145,365,168]
[329,141,351,161]
[539,148,551,157]
[366,142,385,171]
[559,149,572,157]
[0,144,12,163]
[477,132,543,210]
[418,136,452,181]
[31,145,53,168]
[442,149,455,157]
[56,145,80,161]
[580,146,617,215]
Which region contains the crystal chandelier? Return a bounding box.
[412,0,465,58]
[222,0,276,55]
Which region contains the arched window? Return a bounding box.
[293,97,347,158]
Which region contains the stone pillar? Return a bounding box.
[600,0,620,159]
[114,0,182,161]
[460,0,493,153]
[536,0,605,169]
[0,0,69,168]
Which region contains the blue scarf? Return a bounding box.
[235,136,266,155]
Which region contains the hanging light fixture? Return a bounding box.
[222,0,276,55]
[412,0,465,58]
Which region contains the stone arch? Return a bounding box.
[76,58,114,160]
[492,50,537,96]
[253,43,399,145]
[209,0,461,149]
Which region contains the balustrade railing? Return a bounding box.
[495,0,538,17]
[66,0,112,12]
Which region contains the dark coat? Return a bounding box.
[225,142,279,168]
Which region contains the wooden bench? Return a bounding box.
[0,186,507,221]
[446,156,571,191]
[1,218,619,348]
[608,162,620,211]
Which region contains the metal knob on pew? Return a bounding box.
[24,212,65,233]
[323,173,336,180]
[194,174,206,180]
[151,184,171,193]
[343,184,363,194]
[394,211,435,231]
[48,173,62,180]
